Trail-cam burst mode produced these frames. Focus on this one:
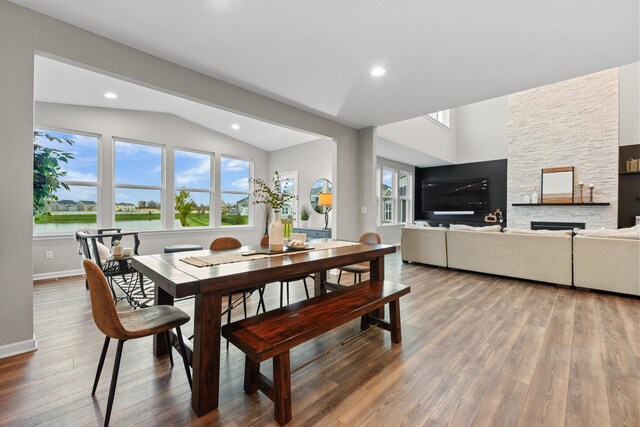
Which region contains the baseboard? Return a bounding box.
[33,269,83,281]
[0,336,37,359]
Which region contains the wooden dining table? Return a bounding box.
[131,240,396,417]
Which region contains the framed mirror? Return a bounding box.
[310,178,332,214]
[541,166,574,203]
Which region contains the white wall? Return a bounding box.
[268,138,335,230]
[376,157,416,245]
[33,102,269,276]
[0,2,363,356]
[620,62,639,147]
[455,96,509,164]
[377,113,457,164]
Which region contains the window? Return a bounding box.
[220,156,251,226]
[398,171,411,224]
[426,109,450,128]
[381,168,395,224]
[174,149,213,227]
[114,139,163,230]
[278,172,298,224]
[378,166,413,225]
[33,129,99,234]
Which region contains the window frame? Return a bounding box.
[377,166,413,226]
[33,126,102,235]
[277,171,299,226]
[425,109,450,128]
[220,154,253,228]
[112,137,166,231]
[173,147,215,228]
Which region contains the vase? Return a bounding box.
[113,245,124,257]
[300,220,308,228]
[269,211,284,251]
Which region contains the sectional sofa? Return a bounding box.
[401,225,640,296]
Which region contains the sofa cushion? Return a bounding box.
[504,228,573,236]
[574,228,640,239]
[449,224,502,232]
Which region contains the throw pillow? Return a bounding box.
[504,228,573,236]
[449,224,502,232]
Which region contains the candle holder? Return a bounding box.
[589,184,594,203]
[578,182,584,203]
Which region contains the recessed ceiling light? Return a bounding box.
[231,123,240,130]
[104,92,118,99]
[370,67,386,77]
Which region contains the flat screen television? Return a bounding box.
[422,178,488,212]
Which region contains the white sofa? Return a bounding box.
[400,227,447,267]
[573,235,640,296]
[446,230,573,286]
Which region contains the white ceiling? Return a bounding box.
[34,56,320,152]
[14,0,639,129]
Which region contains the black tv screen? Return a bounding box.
[422,178,488,212]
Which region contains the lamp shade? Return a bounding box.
[318,193,332,207]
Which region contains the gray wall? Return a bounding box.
[455,96,509,164]
[0,2,364,355]
[33,102,269,276]
[376,157,416,245]
[268,138,335,230]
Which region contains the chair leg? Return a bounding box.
[105,339,125,427]
[92,336,110,395]
[164,331,174,367]
[286,282,290,305]
[256,287,265,315]
[354,273,357,285]
[242,292,248,319]
[227,294,232,350]
[175,326,192,389]
[138,272,146,298]
[303,278,310,299]
[280,283,284,308]
[337,270,342,284]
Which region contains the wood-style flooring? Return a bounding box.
[1,253,638,426]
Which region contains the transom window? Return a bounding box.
[220,156,251,227]
[114,139,164,230]
[426,109,450,128]
[33,128,99,234]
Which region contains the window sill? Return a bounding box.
[34,225,256,241]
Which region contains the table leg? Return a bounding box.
[192,291,223,416]
[313,270,327,296]
[370,255,385,318]
[153,285,174,357]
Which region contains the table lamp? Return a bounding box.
[318,193,332,230]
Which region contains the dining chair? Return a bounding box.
[337,232,382,284]
[83,259,191,427]
[260,234,310,307]
[210,237,266,348]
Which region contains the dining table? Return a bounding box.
[131,239,396,417]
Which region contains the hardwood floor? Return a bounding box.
[1,254,638,426]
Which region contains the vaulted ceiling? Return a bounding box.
[14,0,639,129]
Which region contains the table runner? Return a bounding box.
[180,240,360,268]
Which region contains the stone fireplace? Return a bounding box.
[507,68,619,230]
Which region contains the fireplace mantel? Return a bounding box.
[511,203,610,206]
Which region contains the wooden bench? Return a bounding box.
[221,279,410,425]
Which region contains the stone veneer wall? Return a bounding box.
[507,68,619,229]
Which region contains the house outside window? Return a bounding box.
[220,156,251,226]
[33,128,100,234]
[114,139,164,230]
[378,166,413,226]
[174,149,213,228]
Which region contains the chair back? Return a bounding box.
[260,235,269,247]
[210,237,242,251]
[82,259,127,339]
[359,232,381,244]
